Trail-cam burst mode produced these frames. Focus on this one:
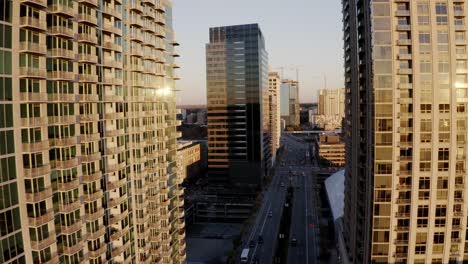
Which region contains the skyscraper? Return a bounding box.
[3,0,185,263]
[268,72,281,162]
[280,79,300,127]
[206,24,270,187]
[316,88,345,130]
[343,1,467,263]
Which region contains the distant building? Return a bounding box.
[318,134,345,167]
[177,141,202,181]
[196,111,206,125]
[268,72,281,162]
[206,24,271,187]
[280,79,300,127]
[314,88,345,130]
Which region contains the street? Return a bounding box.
[285,134,319,264]
[239,133,320,264]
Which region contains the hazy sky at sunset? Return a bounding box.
[172,0,344,105]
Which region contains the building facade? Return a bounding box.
[2,0,185,263]
[206,24,271,187]
[280,79,300,127]
[343,1,468,263]
[315,88,345,130]
[177,140,201,181]
[268,72,281,162]
[318,134,345,167]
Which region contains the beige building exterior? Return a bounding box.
[2,0,186,263]
[268,72,281,161]
[343,1,468,264]
[316,88,345,130]
[177,141,201,181]
[318,134,345,167]
[280,79,300,127]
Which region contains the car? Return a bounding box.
[249,240,255,248]
[268,211,273,217]
[258,235,263,244]
[291,238,298,246]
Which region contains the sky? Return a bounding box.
[172,0,344,105]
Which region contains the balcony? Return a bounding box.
[49,4,74,17]
[397,39,411,46]
[30,233,56,251]
[103,41,122,52]
[19,92,48,102]
[47,71,75,81]
[79,114,99,122]
[396,24,411,31]
[20,0,47,8]
[78,0,98,6]
[78,33,98,44]
[20,17,47,31]
[57,179,80,191]
[397,68,413,75]
[48,115,76,124]
[25,187,53,203]
[22,140,49,152]
[28,209,54,226]
[48,26,74,38]
[57,200,81,213]
[395,10,410,16]
[88,244,107,258]
[107,178,127,190]
[455,24,466,31]
[19,67,47,79]
[21,116,48,127]
[19,41,46,54]
[85,208,105,222]
[52,158,79,170]
[81,152,101,163]
[77,13,98,25]
[155,1,166,12]
[61,241,83,255]
[105,129,125,137]
[56,220,83,235]
[78,74,98,83]
[128,1,144,13]
[82,171,101,183]
[397,53,412,60]
[47,48,74,59]
[455,10,465,17]
[84,190,103,202]
[77,53,98,63]
[106,162,126,173]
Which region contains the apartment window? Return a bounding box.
[417,205,429,227]
[436,3,448,25]
[434,232,445,244]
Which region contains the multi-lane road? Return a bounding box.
[239,133,320,264]
[285,134,320,264]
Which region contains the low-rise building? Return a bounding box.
[318,134,345,167]
[177,141,202,182]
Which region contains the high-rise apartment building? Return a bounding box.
[280,79,300,127]
[2,0,185,263]
[318,88,345,117]
[268,72,281,162]
[342,1,468,263]
[206,24,271,187]
[315,88,345,130]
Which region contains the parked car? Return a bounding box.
[249,240,255,248]
[258,235,264,244]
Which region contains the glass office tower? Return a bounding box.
[206,24,271,187]
[343,0,468,263]
[3,0,186,263]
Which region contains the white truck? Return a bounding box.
[240,248,250,263]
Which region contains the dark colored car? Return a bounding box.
[258,235,263,244]
[249,240,255,248]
